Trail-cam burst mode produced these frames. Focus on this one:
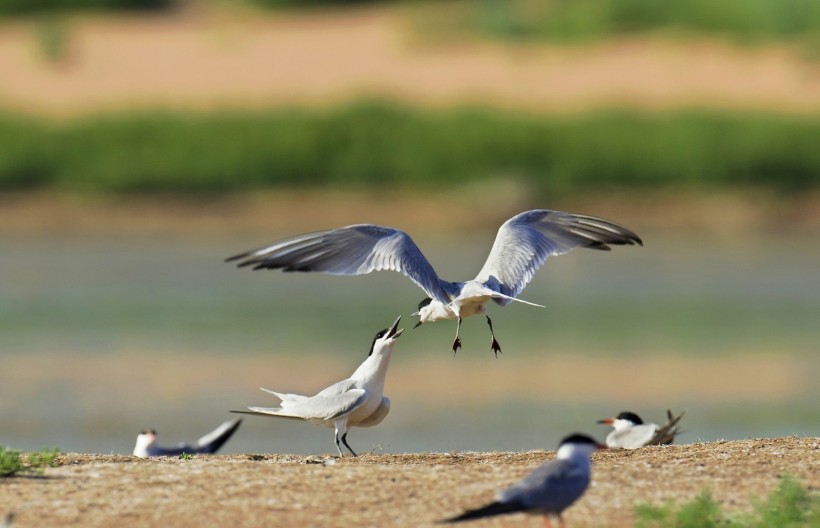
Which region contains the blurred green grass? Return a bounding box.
[459,0,820,45]
[0,0,170,15]
[2,103,819,194]
[6,0,820,53]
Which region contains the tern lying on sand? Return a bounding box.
[227,209,641,355]
[597,410,686,449]
[441,433,605,527]
[233,316,403,457]
[133,418,242,457]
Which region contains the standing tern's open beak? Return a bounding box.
[387,316,403,339]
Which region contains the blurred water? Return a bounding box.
[1,231,818,454]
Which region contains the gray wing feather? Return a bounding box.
[227,225,451,303]
[244,388,368,421]
[195,418,242,451]
[498,458,590,514]
[475,210,642,302]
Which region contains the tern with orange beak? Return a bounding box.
[597,410,685,449]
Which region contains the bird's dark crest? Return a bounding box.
[368,328,389,357]
[615,411,644,424]
[417,297,433,311]
[558,433,599,447]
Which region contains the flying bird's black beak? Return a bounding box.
[413,320,423,329]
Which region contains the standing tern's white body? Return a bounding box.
[227,209,642,354]
[233,316,403,457]
[442,433,605,528]
[133,418,242,457]
[597,410,685,449]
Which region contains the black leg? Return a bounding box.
[486,316,502,357]
[334,431,344,457]
[341,433,357,457]
[452,317,463,354]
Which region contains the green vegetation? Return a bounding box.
[0,0,169,15]
[0,445,59,477]
[459,0,820,45]
[1,103,818,195]
[635,476,820,528]
[178,452,195,460]
[4,0,820,50]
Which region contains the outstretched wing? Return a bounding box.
[474,210,642,302]
[227,225,451,303]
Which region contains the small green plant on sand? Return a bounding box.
[0,445,59,477]
[635,476,820,528]
[178,452,195,460]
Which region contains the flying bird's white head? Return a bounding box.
[411,297,454,326]
[133,429,157,458]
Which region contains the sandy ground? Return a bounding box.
[2,437,817,527]
[1,7,820,116]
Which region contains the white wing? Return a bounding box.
[241,389,368,422]
[474,210,642,302]
[606,424,659,449]
[227,225,451,303]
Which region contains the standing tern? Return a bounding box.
[227,209,642,354]
[232,316,403,457]
[597,410,685,449]
[441,433,605,527]
[133,418,242,457]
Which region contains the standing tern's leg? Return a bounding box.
[486,316,502,357]
[333,421,346,457]
[340,432,357,457]
[543,515,553,528]
[334,431,344,457]
[452,317,463,354]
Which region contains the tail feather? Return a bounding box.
[230,407,305,420]
[441,501,525,523]
[651,410,686,445]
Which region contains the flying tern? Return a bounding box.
[233,316,403,457]
[441,433,605,527]
[227,209,642,354]
[597,410,685,449]
[133,417,242,457]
